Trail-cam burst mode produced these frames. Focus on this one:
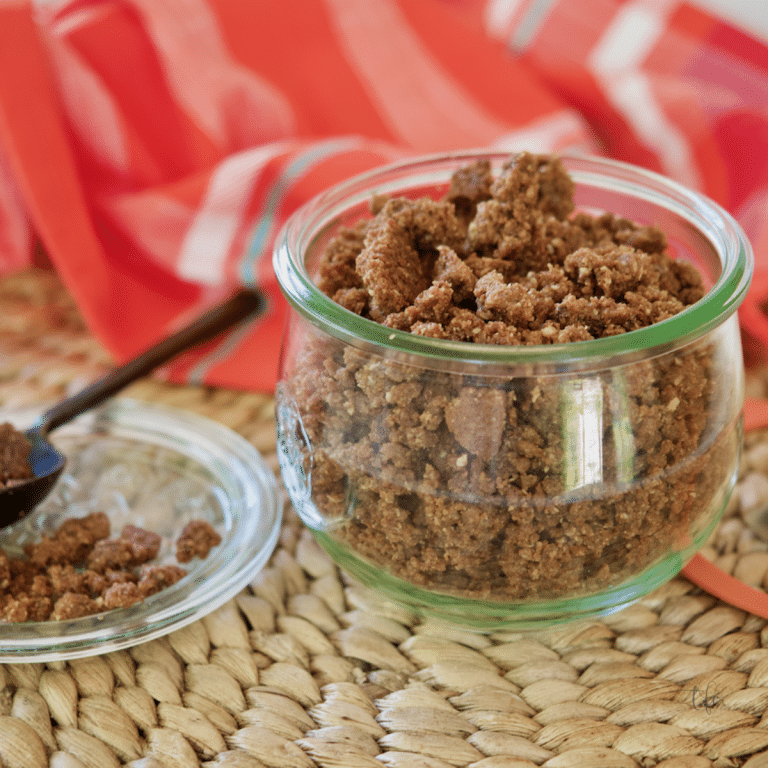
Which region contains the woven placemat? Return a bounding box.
[4,268,768,768]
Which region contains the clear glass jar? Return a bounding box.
[273,152,753,631]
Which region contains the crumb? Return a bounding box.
[120,525,161,563]
[176,520,221,563]
[137,565,187,596]
[50,592,101,621]
[102,581,142,610]
[53,512,110,561]
[86,538,136,573]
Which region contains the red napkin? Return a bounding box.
[0,0,767,390]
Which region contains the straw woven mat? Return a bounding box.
[6,266,768,768]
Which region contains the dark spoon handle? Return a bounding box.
[40,289,264,436]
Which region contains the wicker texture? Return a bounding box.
[3,268,768,768]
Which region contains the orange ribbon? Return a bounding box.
[680,397,768,617]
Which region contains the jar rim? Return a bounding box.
[273,151,753,365]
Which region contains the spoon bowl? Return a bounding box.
[0,289,263,527]
[1,427,66,526]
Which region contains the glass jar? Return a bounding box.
[272,152,753,631]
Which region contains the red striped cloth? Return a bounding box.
[0,0,766,390]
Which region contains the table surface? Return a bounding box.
[3,267,768,768]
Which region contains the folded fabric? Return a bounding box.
[0,0,767,390]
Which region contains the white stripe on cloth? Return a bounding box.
[124,0,296,148]
[483,0,531,41]
[489,109,595,154]
[45,4,103,37]
[183,137,401,384]
[176,142,292,286]
[104,190,197,275]
[45,36,130,176]
[322,0,511,151]
[588,0,701,190]
[736,188,768,265]
[486,0,560,53]
[239,136,380,287]
[589,1,669,73]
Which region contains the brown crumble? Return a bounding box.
[0,511,220,622]
[0,422,33,488]
[176,519,222,563]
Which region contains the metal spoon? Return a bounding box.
[0,289,264,527]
